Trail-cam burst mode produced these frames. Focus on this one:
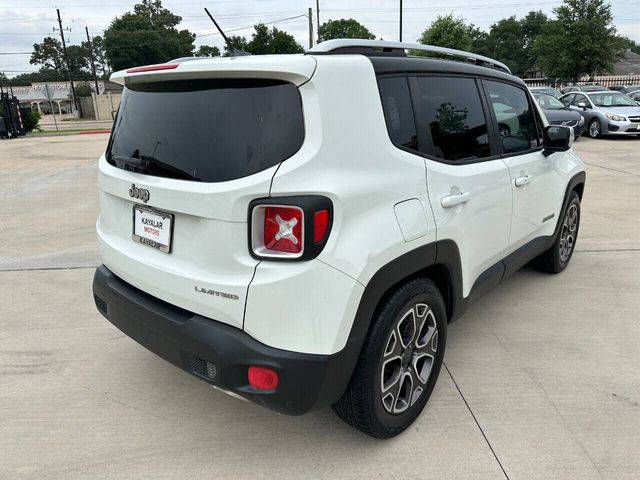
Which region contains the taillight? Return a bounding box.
[249,196,333,261]
[263,206,303,254]
[248,366,279,390]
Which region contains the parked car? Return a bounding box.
[560,85,608,94]
[92,39,585,438]
[534,92,585,137]
[529,86,563,99]
[629,91,640,105]
[609,85,640,95]
[560,90,640,138]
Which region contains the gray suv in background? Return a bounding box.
[560,91,640,138]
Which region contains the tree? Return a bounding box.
[223,24,304,56]
[196,45,221,57]
[74,82,94,97]
[103,0,195,71]
[532,0,629,81]
[30,36,92,81]
[418,14,481,52]
[318,19,375,42]
[82,35,110,78]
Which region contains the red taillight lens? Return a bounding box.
[263,206,303,254]
[248,366,279,390]
[313,209,329,243]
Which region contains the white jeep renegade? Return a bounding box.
[93,39,585,438]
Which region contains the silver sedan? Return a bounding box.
[559,91,640,138]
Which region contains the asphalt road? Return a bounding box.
[1,134,639,479]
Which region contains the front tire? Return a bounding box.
[534,191,581,273]
[332,278,447,439]
[588,118,601,138]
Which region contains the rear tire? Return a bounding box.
[332,277,447,439]
[533,191,581,273]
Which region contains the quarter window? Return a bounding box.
[377,77,419,152]
[412,76,491,161]
[485,80,541,154]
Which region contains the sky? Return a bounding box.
[1,0,639,79]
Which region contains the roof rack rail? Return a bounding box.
[307,39,511,75]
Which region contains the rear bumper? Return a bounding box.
[92,265,356,415]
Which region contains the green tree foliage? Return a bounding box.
[532,0,629,81]
[482,11,548,76]
[29,36,93,81]
[103,0,195,71]
[196,45,221,57]
[223,24,304,56]
[81,35,110,78]
[418,14,483,51]
[74,82,94,97]
[23,110,42,132]
[318,19,375,41]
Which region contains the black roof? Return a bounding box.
[368,56,523,86]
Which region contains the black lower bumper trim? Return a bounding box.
[92,265,358,415]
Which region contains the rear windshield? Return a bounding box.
[107,78,304,182]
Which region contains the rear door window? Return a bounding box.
[411,76,492,162]
[485,80,542,154]
[107,79,304,183]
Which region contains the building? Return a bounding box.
[10,81,122,115]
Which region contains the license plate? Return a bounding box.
[132,205,174,253]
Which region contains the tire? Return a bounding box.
[332,277,447,439]
[588,118,601,138]
[533,191,581,273]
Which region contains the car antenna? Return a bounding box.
[204,8,251,57]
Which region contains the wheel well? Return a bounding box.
[572,182,584,200]
[371,264,454,324]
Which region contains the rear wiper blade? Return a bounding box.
[112,154,150,171]
[111,153,199,181]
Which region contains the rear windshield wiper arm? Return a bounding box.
[111,154,199,181]
[112,155,150,171]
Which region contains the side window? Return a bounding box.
[412,76,491,161]
[561,94,574,107]
[485,80,541,154]
[571,94,586,107]
[377,77,418,152]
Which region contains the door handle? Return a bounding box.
[441,191,471,208]
[514,175,533,187]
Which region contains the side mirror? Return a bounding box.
[577,102,587,109]
[543,125,573,157]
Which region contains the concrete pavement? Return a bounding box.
[0,134,638,479]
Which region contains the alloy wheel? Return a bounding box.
[380,303,438,415]
[589,120,600,138]
[559,203,578,262]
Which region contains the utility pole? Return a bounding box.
[316,0,320,43]
[308,8,313,49]
[54,8,77,116]
[85,26,100,95]
[399,0,403,42]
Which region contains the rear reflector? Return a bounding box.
[313,209,329,243]
[248,366,279,390]
[126,63,179,73]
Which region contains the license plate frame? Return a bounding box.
[132,205,174,253]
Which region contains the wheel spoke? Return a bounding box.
[396,309,416,348]
[393,371,413,414]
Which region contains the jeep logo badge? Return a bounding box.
[129,184,150,203]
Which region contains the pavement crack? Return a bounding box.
[444,362,511,480]
[575,248,640,253]
[584,162,640,178]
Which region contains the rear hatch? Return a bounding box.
[97,56,314,329]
